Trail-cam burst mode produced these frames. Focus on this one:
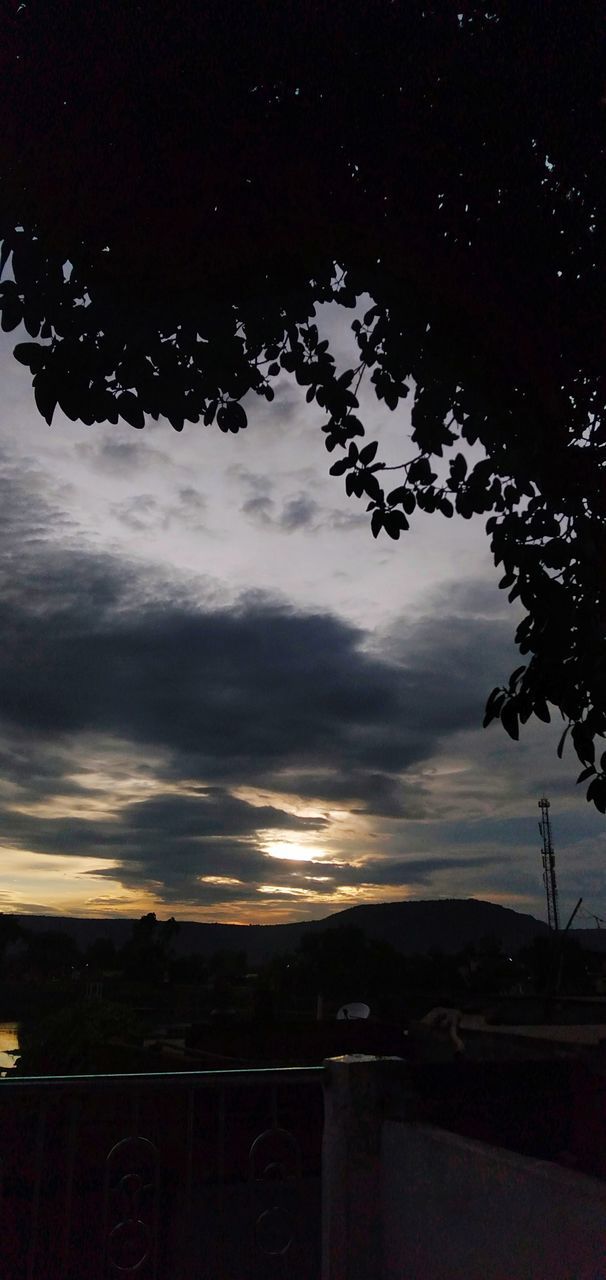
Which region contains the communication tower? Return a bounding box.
[538,797,560,932]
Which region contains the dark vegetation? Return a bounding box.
[1,2,605,801]
[6,897,550,962]
[0,905,601,1075]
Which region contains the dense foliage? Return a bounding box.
[1,2,605,802]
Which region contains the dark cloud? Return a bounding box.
[241,483,359,535]
[0,785,328,901]
[352,855,498,884]
[176,486,206,529]
[279,771,424,819]
[0,514,439,788]
[87,440,146,475]
[76,437,177,477]
[278,494,319,531]
[242,493,275,523]
[112,493,162,531]
[0,454,72,547]
[112,486,207,533]
[0,457,539,906]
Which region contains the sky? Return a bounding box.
[0,303,604,928]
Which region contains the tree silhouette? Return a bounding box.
[1,2,605,802]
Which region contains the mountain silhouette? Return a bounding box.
[7,898,548,962]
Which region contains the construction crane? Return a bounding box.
[538,797,560,932]
[579,909,606,930]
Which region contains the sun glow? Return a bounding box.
[199,875,243,887]
[258,884,309,896]
[262,839,327,863]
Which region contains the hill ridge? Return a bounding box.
[3,897,549,961]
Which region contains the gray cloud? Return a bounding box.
[278,494,319,531]
[112,493,162,531]
[241,485,361,535]
[112,486,207,533]
[86,440,147,476]
[242,493,275,523]
[0,456,573,910]
[0,785,328,901]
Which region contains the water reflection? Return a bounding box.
[0,1021,19,1071]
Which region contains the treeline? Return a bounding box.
[5,915,599,1076]
[0,912,595,1007]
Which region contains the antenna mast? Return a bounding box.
[538,797,560,932]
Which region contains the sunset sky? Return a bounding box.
[0,303,604,927]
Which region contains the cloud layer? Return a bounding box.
[0,327,603,925]
[0,455,532,911]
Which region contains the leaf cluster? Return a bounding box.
[1,1,605,802]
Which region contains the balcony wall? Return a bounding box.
[0,1067,323,1280]
[382,1121,606,1280]
[322,1055,606,1280]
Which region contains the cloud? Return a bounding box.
[82,440,147,476]
[112,493,163,531]
[242,493,275,523]
[278,494,319,531]
[0,784,329,902]
[112,486,207,533]
[241,483,360,535]
[0,454,595,916]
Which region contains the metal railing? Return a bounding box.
[0,1066,324,1280]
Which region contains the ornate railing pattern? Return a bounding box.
[0,1066,323,1279]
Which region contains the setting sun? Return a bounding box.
[263,839,327,863]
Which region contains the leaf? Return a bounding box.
[384,387,399,411]
[359,440,378,465]
[0,294,22,332]
[501,702,519,740]
[33,373,57,425]
[408,456,433,486]
[387,485,407,505]
[450,453,468,483]
[329,457,349,477]
[13,341,46,372]
[384,510,408,539]
[484,694,508,727]
[557,724,570,759]
[361,472,382,501]
[217,402,247,433]
[118,391,145,429]
[0,240,10,279]
[533,698,551,724]
[576,766,596,784]
[371,509,383,538]
[571,723,595,766]
[508,665,526,690]
[483,687,504,726]
[587,777,606,814]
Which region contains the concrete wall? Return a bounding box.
[382,1121,606,1280]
